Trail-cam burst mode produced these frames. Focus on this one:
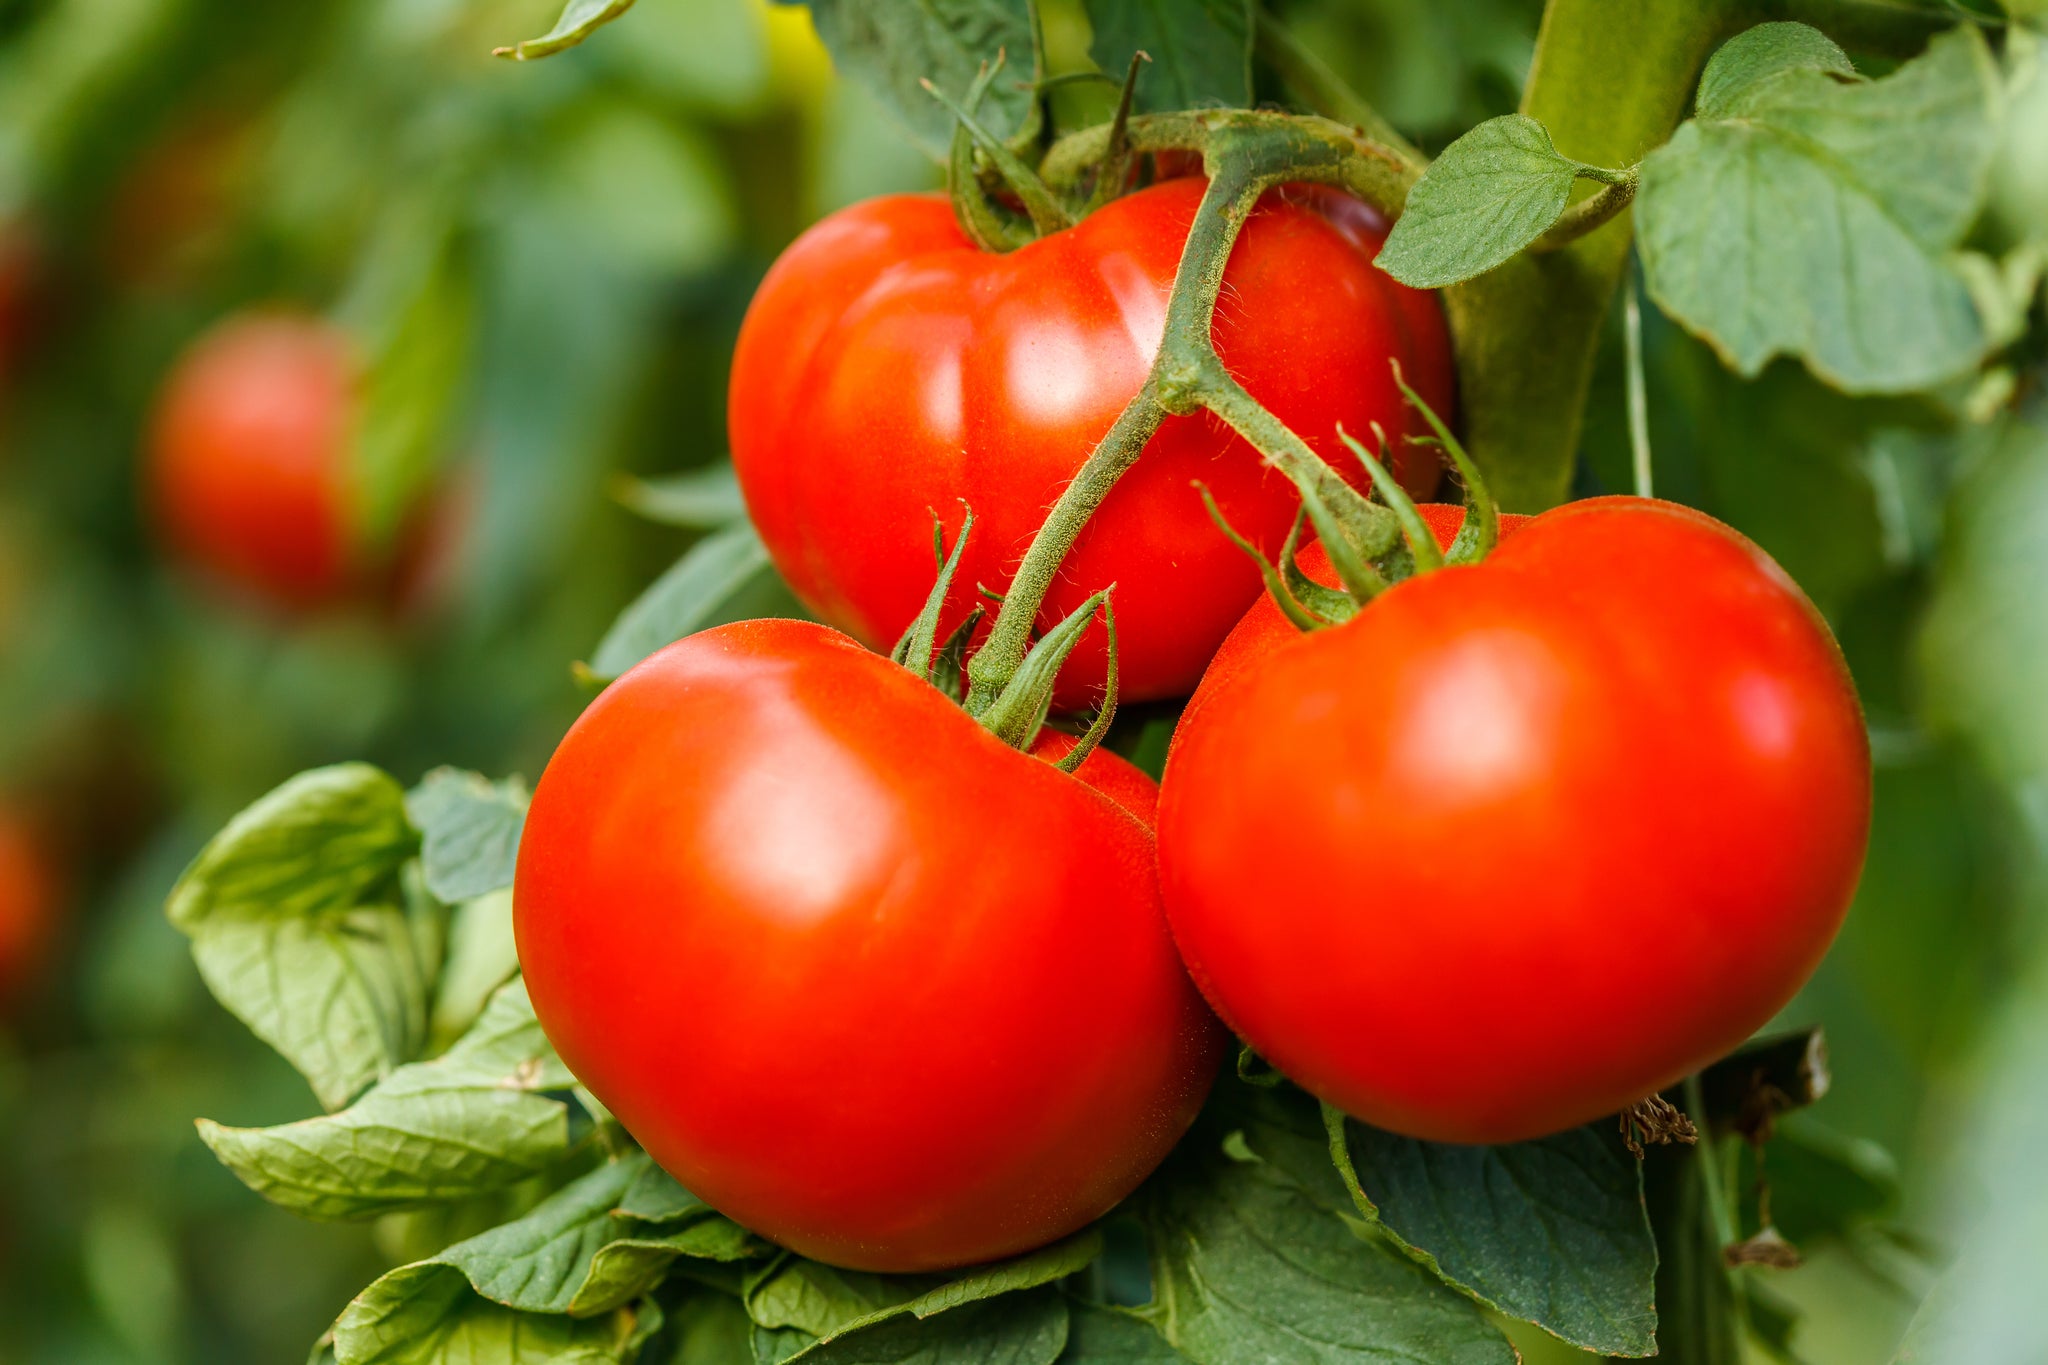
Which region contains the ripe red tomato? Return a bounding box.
[147,312,359,608]
[0,807,59,1005]
[728,177,1455,704]
[1158,497,1871,1144]
[514,618,1222,1271]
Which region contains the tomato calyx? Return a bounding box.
[892,506,1121,775]
[1201,361,1505,632]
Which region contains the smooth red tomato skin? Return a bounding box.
[147,312,356,608]
[729,178,1455,704]
[514,619,1221,1271]
[1159,498,1871,1144]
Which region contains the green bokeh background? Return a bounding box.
[0,0,2041,1360]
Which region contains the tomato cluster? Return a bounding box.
[515,180,1870,1272]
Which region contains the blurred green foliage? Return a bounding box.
[0,0,2041,1361]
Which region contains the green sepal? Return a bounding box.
[1082,51,1150,215]
[1054,596,1119,774]
[929,607,986,704]
[1195,482,1333,634]
[892,507,975,685]
[1278,507,1358,626]
[978,588,1111,751]
[945,57,1033,253]
[922,77,1072,239]
[1343,423,1444,575]
[1393,359,1499,566]
[1298,478,1389,604]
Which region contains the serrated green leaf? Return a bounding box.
[782,1233,1101,1361]
[1638,25,2002,392]
[748,1263,934,1340]
[613,463,747,529]
[797,1290,1070,1365]
[1087,0,1253,114]
[1693,22,1854,120]
[1376,115,1584,288]
[495,0,639,61]
[1140,1153,1515,1365]
[806,0,1037,160]
[167,763,436,1110]
[1059,1303,1189,1362]
[573,1217,767,1317]
[197,981,582,1220]
[587,522,801,680]
[407,768,529,904]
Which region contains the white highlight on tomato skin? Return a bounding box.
[1731,670,1798,758]
[700,707,901,928]
[1388,629,1565,805]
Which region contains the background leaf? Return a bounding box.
[613,463,748,530]
[198,982,583,1220]
[1637,25,2002,392]
[166,764,435,1110]
[1058,1304,1189,1362]
[495,0,642,62]
[795,1290,1070,1365]
[586,522,803,680]
[803,0,1038,159]
[406,768,529,904]
[1085,0,1253,113]
[1376,114,1583,287]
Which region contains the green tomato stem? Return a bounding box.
[1445,0,1741,512]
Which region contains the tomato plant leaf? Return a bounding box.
[616,1162,713,1224]
[197,981,584,1220]
[1376,114,1586,288]
[1220,1080,1656,1357]
[803,0,1038,160]
[1139,1152,1516,1365]
[1086,0,1253,114]
[613,462,748,529]
[586,522,802,680]
[573,1217,767,1316]
[494,0,639,61]
[166,763,437,1111]
[1637,24,2003,392]
[1692,22,1855,120]
[795,1289,1071,1365]
[780,1232,1102,1360]
[1059,1303,1190,1361]
[429,887,520,1051]
[1334,1120,1659,1357]
[407,767,529,904]
[330,1277,644,1364]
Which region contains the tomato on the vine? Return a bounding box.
[728,175,1454,704]
[514,618,1222,1271]
[1159,497,1871,1144]
[147,312,360,608]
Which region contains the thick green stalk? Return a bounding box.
[1445,0,1741,512]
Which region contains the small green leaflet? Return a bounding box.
[1087,0,1253,114]
[198,981,584,1221]
[407,767,529,903]
[1376,114,1602,288]
[495,0,639,61]
[166,763,436,1111]
[805,0,1038,160]
[1059,1303,1189,1361]
[616,1161,714,1224]
[1225,1080,1657,1357]
[429,887,520,1051]
[1140,1153,1515,1365]
[332,1152,761,1357]
[797,1290,1071,1365]
[1637,23,2003,393]
[587,521,803,680]
[331,1280,643,1364]
[612,461,748,529]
